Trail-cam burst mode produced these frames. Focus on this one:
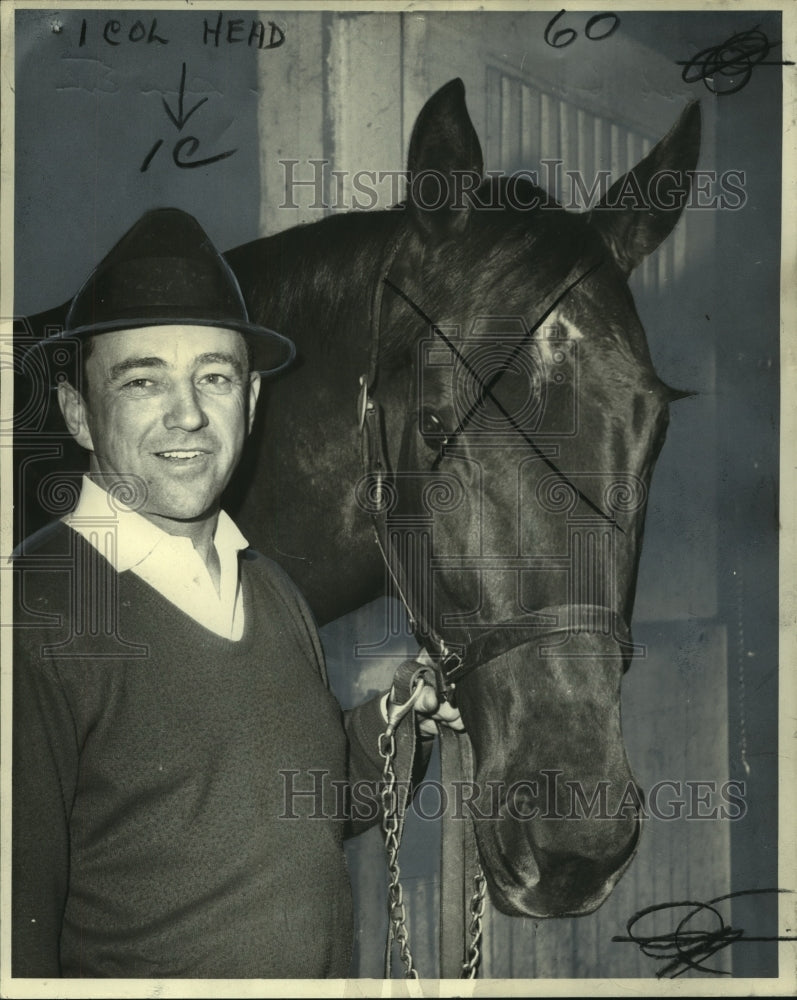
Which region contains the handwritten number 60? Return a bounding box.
[544,10,620,48]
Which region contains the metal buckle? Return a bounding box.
[385,669,432,730]
[357,373,370,431]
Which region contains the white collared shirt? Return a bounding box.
[63,476,249,640]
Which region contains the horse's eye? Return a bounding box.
[420,408,448,448]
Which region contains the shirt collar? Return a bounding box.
[64,475,249,573]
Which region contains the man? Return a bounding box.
[12,208,458,978]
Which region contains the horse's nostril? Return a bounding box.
[478,812,639,918]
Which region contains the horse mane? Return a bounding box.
[227,210,403,363]
[227,174,601,375]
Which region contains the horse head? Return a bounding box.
[367,79,701,917]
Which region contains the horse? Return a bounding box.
[225,78,701,924]
[14,78,700,939]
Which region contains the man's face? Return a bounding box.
[59,325,261,533]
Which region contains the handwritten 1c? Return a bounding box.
[141,63,237,173]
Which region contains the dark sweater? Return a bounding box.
[12,522,404,978]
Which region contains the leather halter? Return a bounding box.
[357,227,634,694]
[357,222,467,680]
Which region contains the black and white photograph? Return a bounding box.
[1,1,795,994]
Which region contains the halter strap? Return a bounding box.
[362,219,407,399]
[358,220,463,666]
[441,605,633,686]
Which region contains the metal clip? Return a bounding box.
[358,373,371,432]
[385,669,435,730]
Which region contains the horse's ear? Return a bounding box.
[589,102,701,275]
[406,78,484,238]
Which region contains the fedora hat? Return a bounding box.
[30,208,294,376]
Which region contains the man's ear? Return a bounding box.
[247,371,261,435]
[57,381,95,452]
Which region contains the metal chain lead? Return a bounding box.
[462,867,487,977]
[379,724,418,979]
[378,684,485,980]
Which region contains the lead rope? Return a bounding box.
[462,871,487,977]
[378,674,427,979]
[379,717,418,978]
[377,675,486,979]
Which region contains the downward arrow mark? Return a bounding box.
[162,63,207,131]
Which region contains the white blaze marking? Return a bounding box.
[532,309,582,365]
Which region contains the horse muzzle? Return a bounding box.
[451,618,641,918]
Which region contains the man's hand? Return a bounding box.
[413,682,465,737]
[382,648,465,738]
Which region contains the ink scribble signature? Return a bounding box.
[613,888,796,977]
[677,26,794,96]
